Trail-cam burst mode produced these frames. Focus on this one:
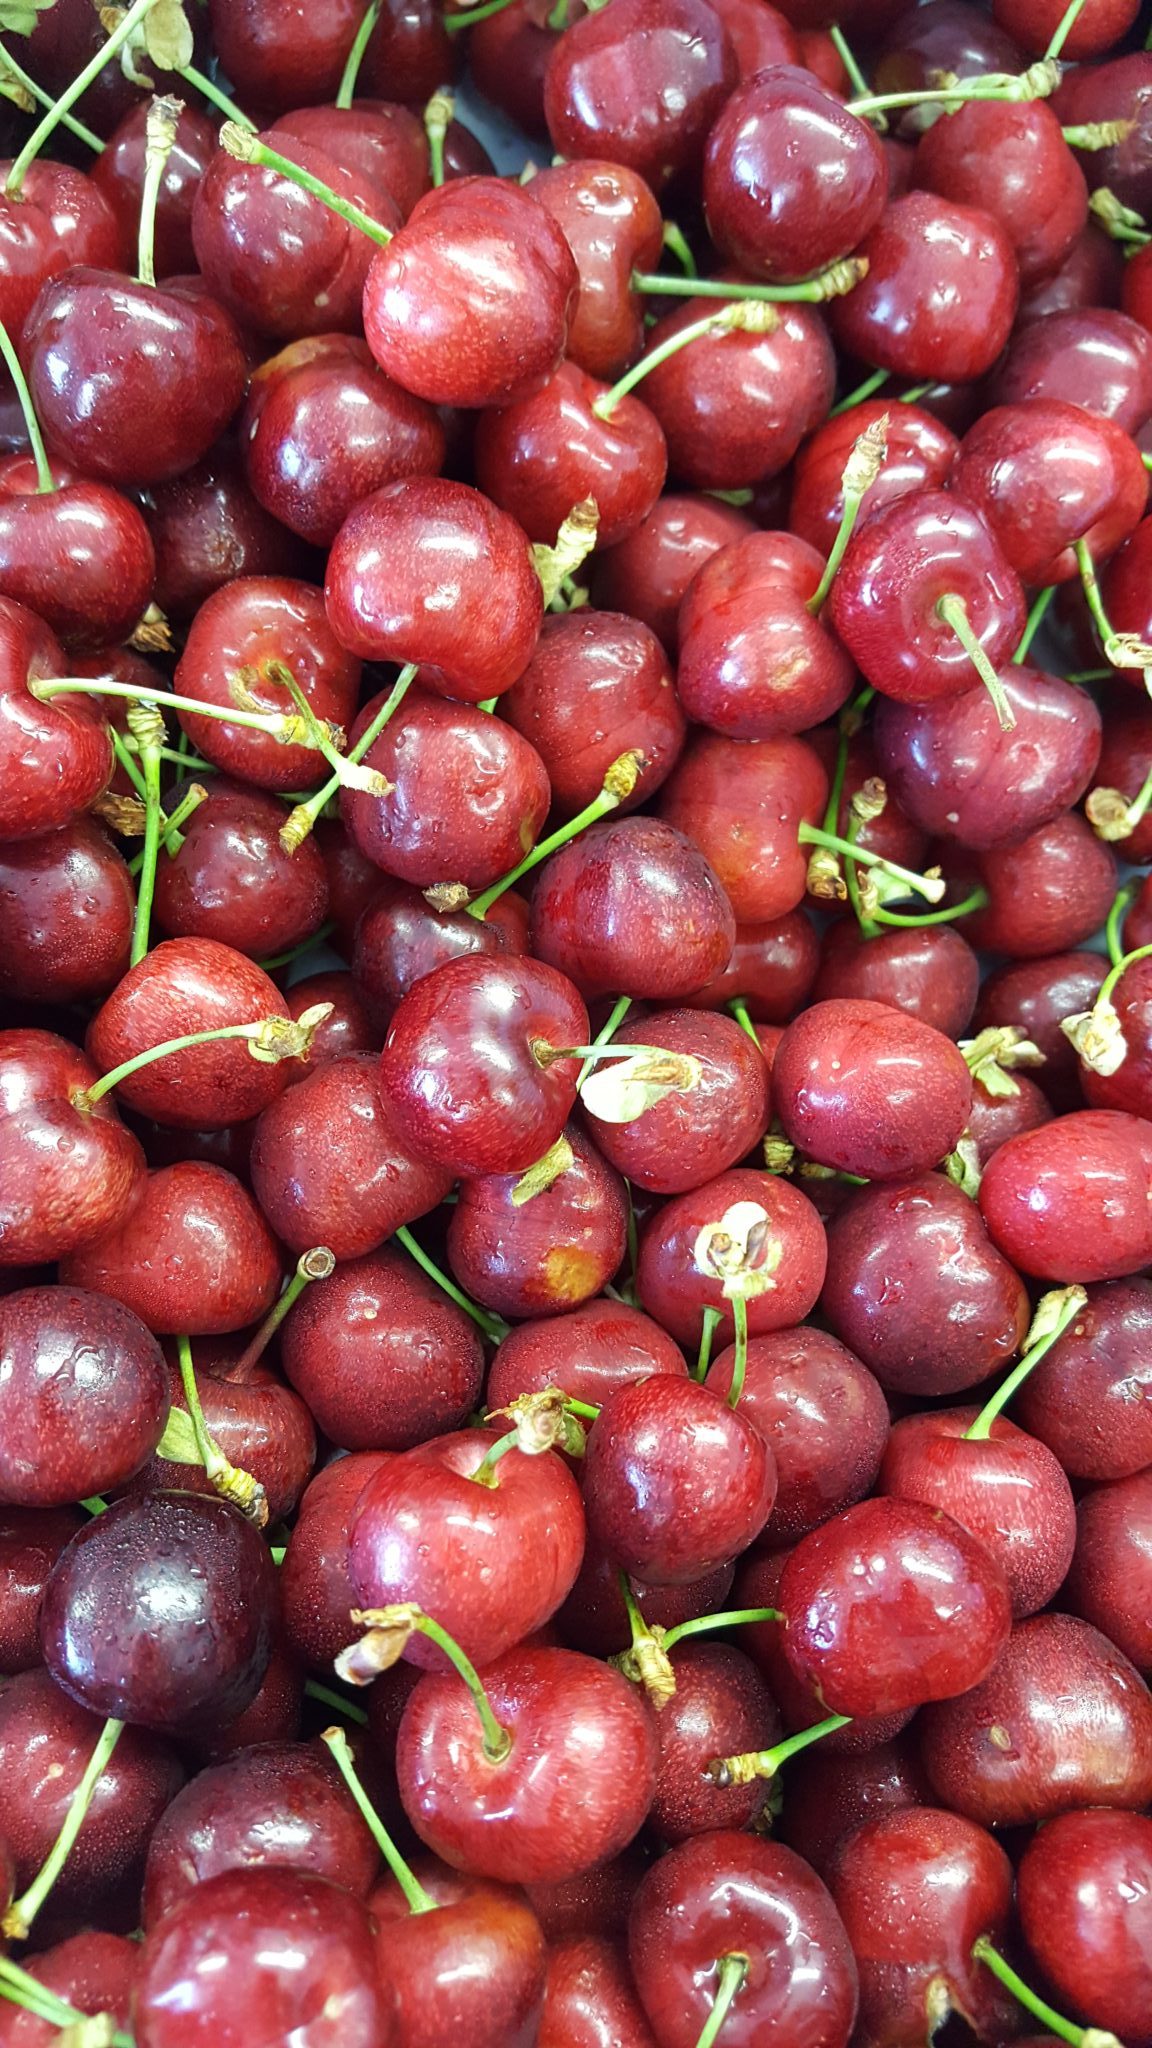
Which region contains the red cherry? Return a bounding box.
[531,816,736,1000]
[557,1538,734,1660]
[91,102,218,280]
[543,0,737,192]
[951,398,1147,584]
[677,530,855,739]
[0,1029,145,1267]
[949,810,1118,958]
[529,160,663,381]
[992,305,1152,431]
[683,908,822,1025]
[0,1930,139,2046]
[371,1859,547,2048]
[914,99,1087,284]
[660,732,829,925]
[811,922,979,1036]
[777,1737,932,1877]
[0,161,121,336]
[487,1299,686,1413]
[538,1934,658,2048]
[1013,1277,1152,1479]
[138,1338,315,1525]
[773,996,973,1179]
[268,101,428,219]
[647,1641,782,1842]
[1065,1469,1152,1671]
[1018,1809,1152,2048]
[979,1108,1152,1281]
[62,1161,281,1336]
[830,192,1019,384]
[0,1505,84,1675]
[474,359,668,550]
[590,492,754,655]
[352,877,528,1029]
[1021,218,1124,321]
[152,780,330,960]
[0,817,134,1006]
[145,444,312,624]
[280,1452,391,1673]
[582,1009,768,1194]
[1092,696,1152,863]
[637,1166,828,1345]
[0,456,155,652]
[997,0,1137,57]
[0,598,112,843]
[0,1284,166,1509]
[448,1123,627,1319]
[789,399,958,558]
[205,0,372,112]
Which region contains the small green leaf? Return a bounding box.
[155,1405,205,1466]
[143,0,192,68]
[0,0,57,35]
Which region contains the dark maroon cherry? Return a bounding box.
[0,1285,166,1509]
[1017,1809,1152,2048]
[544,0,738,192]
[0,161,121,337]
[0,1029,145,1268]
[974,950,1106,1107]
[153,780,330,960]
[0,817,134,1006]
[1065,1470,1152,1672]
[0,455,155,650]
[789,399,958,559]
[91,101,217,280]
[0,1506,83,1674]
[684,908,822,1024]
[448,1124,628,1320]
[590,492,754,655]
[647,1642,782,1843]
[811,922,979,1037]
[830,191,1019,384]
[531,816,735,1000]
[352,877,528,1029]
[145,445,312,622]
[992,306,1152,432]
[0,1929,139,2045]
[280,1452,391,1673]
[777,1737,933,1878]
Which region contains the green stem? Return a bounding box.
[695,1305,723,1382]
[546,0,571,23]
[965,1287,1086,1439]
[233,1248,335,1375]
[34,673,323,743]
[468,766,629,920]
[830,366,890,416]
[321,1726,437,1909]
[596,303,770,420]
[445,0,517,26]
[2,1718,124,1939]
[304,1677,368,1726]
[423,91,451,184]
[175,1333,222,1473]
[270,1544,286,1564]
[109,726,147,799]
[1095,939,1152,1011]
[84,1020,271,1107]
[971,1938,1094,2047]
[1012,584,1054,663]
[727,999,760,1048]
[0,314,52,492]
[158,779,207,858]
[629,270,857,305]
[807,436,886,614]
[935,593,1016,730]
[694,1956,748,2048]
[798,822,942,903]
[180,60,256,128]
[410,1613,511,1761]
[726,1292,748,1409]
[1106,879,1138,968]
[847,73,1056,118]
[6,0,162,198]
[80,1496,107,1515]
[470,1426,521,1486]
[281,664,416,853]
[137,96,180,289]
[828,24,872,100]
[130,722,163,966]
[0,42,105,151]
[0,1958,134,2048]
[1076,537,1118,651]
[1044,0,1089,59]
[258,921,336,971]
[394,1224,508,1342]
[662,220,697,277]
[869,887,989,928]
[217,123,393,245]
[336,0,381,100]
[710,1712,852,1787]
[662,1607,783,1653]
[577,995,632,1086]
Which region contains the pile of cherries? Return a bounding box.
[6,0,1152,2042]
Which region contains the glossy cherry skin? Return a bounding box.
[637,1167,828,1347]
[538,1934,658,2048]
[920,1612,1152,1827]
[951,811,1118,958]
[812,923,979,1037]
[778,1737,933,1878]
[779,1498,1012,1717]
[353,878,528,1028]
[1103,517,1152,676]
[1004,0,1137,52]
[63,1161,281,1337]
[448,1124,627,1320]
[475,360,667,550]
[135,1338,315,1525]
[500,611,684,819]
[0,1506,83,1673]
[41,1491,276,1732]
[979,1109,1152,1282]
[0,456,154,650]
[583,1010,769,1195]
[91,101,217,281]
[378,953,586,1178]
[1018,1810,1152,2048]
[677,530,855,739]
[659,732,828,926]
[992,305,1152,433]
[153,780,329,959]
[326,477,542,699]
[145,445,312,623]
[591,493,754,656]
[952,400,1146,585]
[0,1668,182,1912]
[790,399,958,559]
[280,1451,390,1673]
[242,333,445,549]
[487,1300,685,1414]
[0,1030,145,1267]
[142,1742,379,1928]
[647,1641,782,1842]
[529,160,662,382]
[1077,954,1152,1120]
[0,1285,166,1510]
[0,818,134,1005]
[372,1860,547,2048]
[707,1327,889,1545]
[1014,1278,1152,1478]
[0,598,112,843]
[364,177,577,408]
[773,997,972,1180]
[0,161,121,337]
[173,574,362,791]
[705,66,887,281]
[205,0,383,112]
[872,663,1101,849]
[557,1538,734,1660]
[636,296,835,492]
[1021,218,1124,322]
[825,1806,1019,2048]
[828,489,1026,706]
[398,1645,657,1884]
[880,1408,1075,1619]
[349,1430,585,1669]
[531,817,735,1001]
[1093,697,1152,864]
[544,0,737,191]
[582,1375,776,1585]
[0,1930,140,2048]
[281,1247,482,1453]
[629,1830,858,2048]
[281,971,377,1070]
[87,937,296,1129]
[133,1866,396,2048]
[684,908,821,1024]
[830,192,1019,384]
[24,270,248,489]
[915,99,1085,285]
[820,1172,1029,1395]
[1064,1471,1152,1672]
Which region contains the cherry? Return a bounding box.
[242,332,446,549]
[378,953,587,1178]
[590,492,754,656]
[0,1930,139,2047]
[142,1742,380,1928]
[779,1497,1012,1717]
[538,1935,658,2048]
[556,1537,734,1659]
[1074,949,1152,1120]
[0,453,155,653]
[706,1326,890,1545]
[1017,1809,1152,2048]
[825,1806,1020,2046]
[1065,1469,1152,1671]
[266,101,425,218]
[979,1107,1152,1280]
[90,100,217,281]
[637,1166,828,1345]
[348,1428,585,1669]
[676,530,855,738]
[0,1029,145,1268]
[582,1009,769,1194]
[194,1636,305,1763]
[820,1171,1030,1394]
[966,1059,1054,1170]
[487,1302,686,1417]
[974,949,1106,1105]
[773,996,972,1179]
[86,937,299,1129]
[830,192,1019,385]
[704,66,887,281]
[448,1124,627,1320]
[872,663,1102,849]
[133,1866,395,2048]
[0,1506,83,1674]
[684,908,822,1024]
[279,1450,390,1673]
[62,1160,282,1336]
[628,1830,859,2048]
[544,0,737,192]
[777,1737,933,1877]
[708,0,802,71]
[397,1644,657,1883]
[0,598,112,843]
[0,1284,166,1510]
[920,1611,1152,1826]
[152,779,330,960]
[371,1857,547,2048]
[582,1374,777,1584]
[0,818,134,1006]
[992,305,1152,432]
[41,1490,276,1732]
[0,1668,182,1917]
[871,1,1024,125]
[136,1333,315,1525]
[915,99,1086,285]
[173,574,361,791]
[474,359,668,550]
[363,177,578,408]
[529,160,663,382]
[1013,1276,1152,1478]
[0,161,121,337]
[998,0,1138,56]
[660,732,828,926]
[279,971,376,1070]
[353,877,528,1028]
[642,1640,781,1842]
[1020,217,1124,321]
[324,477,543,699]
[811,922,980,1036]
[961,405,1146,593]
[531,816,736,999]
[1103,512,1152,672]
[145,445,313,623]
[1092,696,1152,863]
[789,398,958,559]
[948,809,1118,957]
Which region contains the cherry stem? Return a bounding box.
[303,1678,367,1726]
[808,417,889,614]
[179,61,255,130]
[5,0,162,198]
[83,1019,289,1108]
[1044,0,1089,59]
[727,999,760,1048]
[662,220,697,277]
[971,1938,1101,2047]
[662,1607,783,1653]
[595,302,783,421]
[577,995,632,1085]
[0,42,105,152]
[1096,939,1152,1011]
[321,1726,437,1911]
[217,123,394,245]
[935,594,1016,730]
[336,0,381,103]
[847,63,1059,119]
[423,90,452,185]
[828,25,874,104]
[1076,537,1118,652]
[281,663,417,853]
[630,265,864,308]
[694,1955,748,2048]
[80,1496,107,1515]
[174,1334,229,1478]
[2,1716,124,1939]
[830,366,890,415]
[130,703,164,965]
[109,727,147,799]
[468,751,641,919]
[798,821,944,903]
[0,1959,132,2048]
[1106,879,1139,967]
[868,886,988,928]
[1013,584,1054,664]
[695,1305,723,1382]
[258,920,337,971]
[262,658,368,792]
[445,0,518,28]
[820,685,875,858]
[232,1247,335,1375]
[708,1712,853,1787]
[137,95,181,289]
[34,673,328,746]
[726,1292,749,1408]
[158,779,207,859]
[469,1426,522,1487]
[965,1286,1087,1439]
[0,314,52,493]
[393,1224,509,1343]
[409,1612,512,1762]
[546,0,572,24]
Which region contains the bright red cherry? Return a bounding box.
[915,99,1086,284]
[789,398,958,558]
[474,359,667,550]
[677,530,855,739]
[62,1161,282,1336]
[538,1934,658,2048]
[830,192,1019,384]
[371,1858,547,2048]
[582,1008,769,1194]
[1014,1278,1152,1479]
[951,398,1147,584]
[811,922,979,1037]
[529,159,663,381]
[544,0,738,192]
[0,455,155,652]
[637,1166,828,1346]
[773,997,972,1179]
[1018,1809,1152,2048]
[0,817,134,1006]
[487,1299,685,1413]
[531,816,736,1000]
[1065,1469,1152,1672]
[590,492,754,655]
[659,731,829,926]
[448,1122,627,1319]
[979,1109,1152,1281]
[0,598,112,843]
[0,1029,145,1268]
[0,161,121,337]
